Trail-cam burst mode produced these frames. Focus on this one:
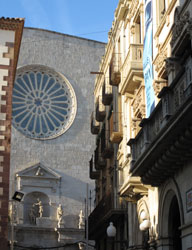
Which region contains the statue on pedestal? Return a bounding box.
[57,204,63,227]
[29,205,36,224]
[29,198,44,224]
[78,210,85,229]
[78,242,85,250]
[34,198,43,218]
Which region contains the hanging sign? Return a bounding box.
[143,0,155,117]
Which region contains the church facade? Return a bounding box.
[9,27,105,249]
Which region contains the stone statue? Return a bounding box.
[29,204,36,224]
[35,167,44,176]
[9,202,17,223]
[34,198,43,218]
[78,209,85,229]
[78,242,85,250]
[57,204,63,227]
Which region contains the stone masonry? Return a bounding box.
[9,28,105,248]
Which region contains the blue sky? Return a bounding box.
[1,0,119,42]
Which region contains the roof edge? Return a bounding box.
[24,26,106,45]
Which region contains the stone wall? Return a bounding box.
[10,28,105,248]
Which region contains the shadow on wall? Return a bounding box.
[56,169,94,203]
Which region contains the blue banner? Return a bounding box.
[143,0,155,117]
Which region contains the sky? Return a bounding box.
[1,0,119,43]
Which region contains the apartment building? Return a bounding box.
[89,0,192,249]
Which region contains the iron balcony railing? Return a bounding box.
[128,66,192,186]
[102,81,113,106]
[88,192,125,238]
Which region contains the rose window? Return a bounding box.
[12,65,77,139]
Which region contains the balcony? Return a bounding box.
[89,156,100,180]
[100,126,114,159]
[101,140,114,159]
[119,176,149,202]
[102,82,113,105]
[91,112,99,135]
[95,96,106,122]
[119,44,143,94]
[94,146,106,170]
[88,192,125,239]
[110,53,121,86]
[110,112,123,143]
[128,67,192,186]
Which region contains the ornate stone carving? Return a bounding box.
[153,79,167,96]
[131,118,141,135]
[130,25,135,34]
[127,0,139,20]
[171,10,191,47]
[132,85,146,119]
[154,47,167,73]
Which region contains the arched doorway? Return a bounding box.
[168,195,182,250]
[160,188,183,250]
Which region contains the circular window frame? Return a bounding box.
[12,65,77,140]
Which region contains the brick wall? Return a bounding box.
[0,18,24,249]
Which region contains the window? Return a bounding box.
[12,65,77,140]
[135,15,141,44]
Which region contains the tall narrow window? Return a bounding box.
[135,15,141,44]
[118,38,121,68]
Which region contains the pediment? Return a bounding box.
[16,162,61,180]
